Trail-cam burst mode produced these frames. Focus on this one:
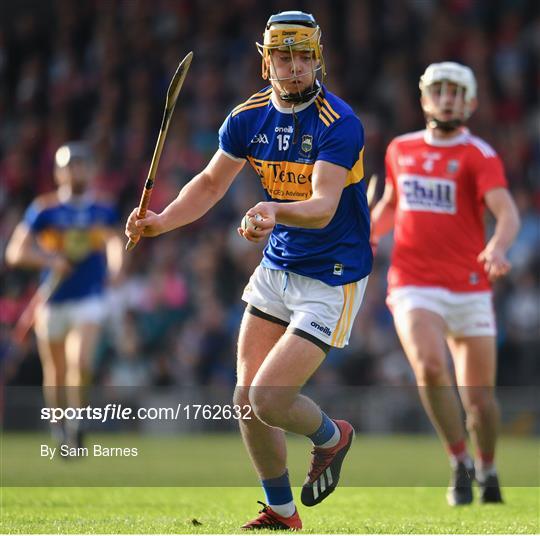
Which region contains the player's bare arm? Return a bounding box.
[478,188,521,281]
[273,160,347,227]
[370,181,397,245]
[239,160,348,243]
[5,222,70,275]
[125,149,245,241]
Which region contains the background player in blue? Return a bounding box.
[125,11,371,529]
[6,142,123,451]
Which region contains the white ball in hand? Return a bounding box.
[241,214,263,232]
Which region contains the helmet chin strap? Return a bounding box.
[426,116,464,132]
[280,84,319,104]
[278,82,320,144]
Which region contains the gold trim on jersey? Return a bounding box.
[247,147,364,201]
[344,147,364,187]
[247,157,313,200]
[37,228,63,253]
[232,88,272,117]
[319,96,340,120]
[232,87,272,111]
[315,94,341,127]
[37,227,108,261]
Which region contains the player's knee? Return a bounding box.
[465,403,485,433]
[65,368,81,386]
[233,385,250,407]
[43,371,60,387]
[53,367,66,386]
[464,389,497,422]
[248,387,283,427]
[414,356,446,385]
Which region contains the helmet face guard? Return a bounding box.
[256,11,326,104]
[419,62,477,131]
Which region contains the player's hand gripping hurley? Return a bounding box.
[125,51,194,251]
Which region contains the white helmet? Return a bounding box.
[419,62,477,130]
[420,62,477,101]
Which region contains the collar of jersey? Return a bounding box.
[270,85,321,114]
[58,186,93,206]
[424,127,470,147]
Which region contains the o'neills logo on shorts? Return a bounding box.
[311,321,332,336]
[398,174,456,214]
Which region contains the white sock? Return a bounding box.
[270,500,296,518]
[317,422,340,449]
[476,463,496,482]
[450,454,473,469]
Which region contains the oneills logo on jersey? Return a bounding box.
[398,174,456,214]
[275,126,293,133]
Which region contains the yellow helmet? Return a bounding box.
[256,11,325,104]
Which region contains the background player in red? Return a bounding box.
[370,62,520,505]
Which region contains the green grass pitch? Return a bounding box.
[1,433,538,533]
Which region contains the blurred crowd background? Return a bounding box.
[1,0,539,389]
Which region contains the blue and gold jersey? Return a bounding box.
[23,193,118,303]
[219,85,372,286]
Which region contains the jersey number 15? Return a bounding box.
[277,134,290,151]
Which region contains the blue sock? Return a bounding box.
[307,411,337,446]
[262,470,293,507]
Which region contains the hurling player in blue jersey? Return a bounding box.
[126,11,371,529]
[6,142,123,450]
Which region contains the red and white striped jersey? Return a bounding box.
[385,128,507,292]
